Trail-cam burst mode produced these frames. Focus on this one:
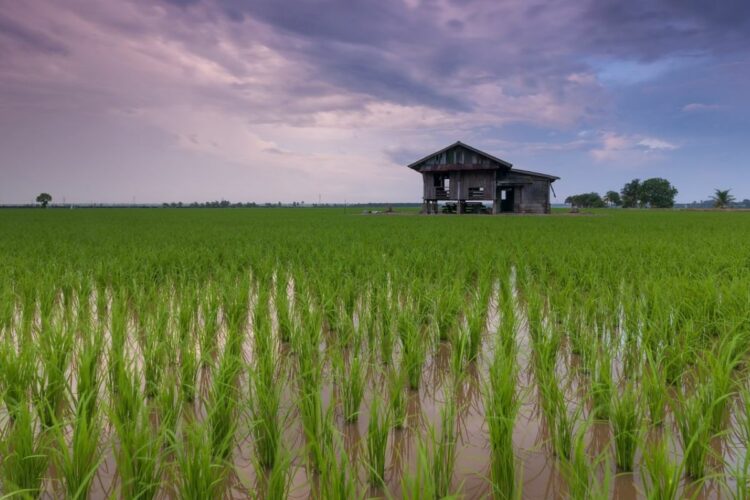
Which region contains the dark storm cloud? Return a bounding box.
[581,0,750,58]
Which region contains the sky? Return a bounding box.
[1,0,749,204]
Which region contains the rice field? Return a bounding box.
[1,208,749,499]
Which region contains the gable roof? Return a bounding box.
[407,141,558,182]
[407,141,513,170]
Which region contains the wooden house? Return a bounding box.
[407,142,559,214]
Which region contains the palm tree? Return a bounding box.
[711,189,735,209]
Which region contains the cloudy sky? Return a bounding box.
[1,0,748,204]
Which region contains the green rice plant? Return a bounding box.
[206,352,241,462]
[531,325,560,392]
[610,383,642,471]
[484,347,520,499]
[435,283,461,342]
[0,340,35,420]
[171,420,227,500]
[590,345,613,421]
[366,394,390,486]
[111,360,143,433]
[401,435,438,500]
[727,448,749,500]
[739,386,750,452]
[111,399,164,500]
[642,353,667,426]
[156,372,180,447]
[378,294,395,365]
[560,420,612,500]
[0,401,49,498]
[432,388,458,498]
[702,338,743,433]
[336,349,366,423]
[275,271,294,344]
[33,318,73,428]
[179,334,198,403]
[254,446,294,500]
[143,307,169,398]
[318,429,360,500]
[465,290,488,363]
[389,364,408,429]
[399,308,427,390]
[249,347,283,469]
[52,393,103,500]
[673,384,712,480]
[297,362,332,473]
[641,430,683,500]
[199,289,220,367]
[450,324,471,378]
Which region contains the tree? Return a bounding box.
[620,178,678,208]
[603,191,622,207]
[564,192,605,208]
[710,189,735,208]
[36,193,52,208]
[640,178,678,208]
[620,179,642,208]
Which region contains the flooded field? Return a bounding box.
[1,208,749,499]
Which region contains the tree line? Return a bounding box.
[565,178,679,208]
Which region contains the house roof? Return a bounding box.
[407,141,513,170]
[407,141,558,182]
[511,168,560,181]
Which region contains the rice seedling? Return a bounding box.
[336,348,366,423]
[366,394,390,486]
[673,384,713,480]
[318,429,360,500]
[590,343,613,421]
[399,306,427,390]
[254,446,294,500]
[275,270,294,344]
[642,353,667,426]
[0,401,49,498]
[52,393,103,500]
[389,364,408,429]
[484,345,520,499]
[610,382,642,471]
[249,346,283,469]
[206,352,241,462]
[111,399,164,500]
[560,419,612,500]
[432,387,458,498]
[297,361,333,473]
[171,420,227,500]
[465,289,489,363]
[641,430,683,500]
[0,340,35,420]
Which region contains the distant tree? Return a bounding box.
[620,179,642,208]
[565,192,605,208]
[603,191,622,207]
[640,178,678,208]
[36,193,52,208]
[711,189,735,208]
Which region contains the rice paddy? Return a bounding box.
[1,207,749,499]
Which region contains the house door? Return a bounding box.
[500,188,515,212]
